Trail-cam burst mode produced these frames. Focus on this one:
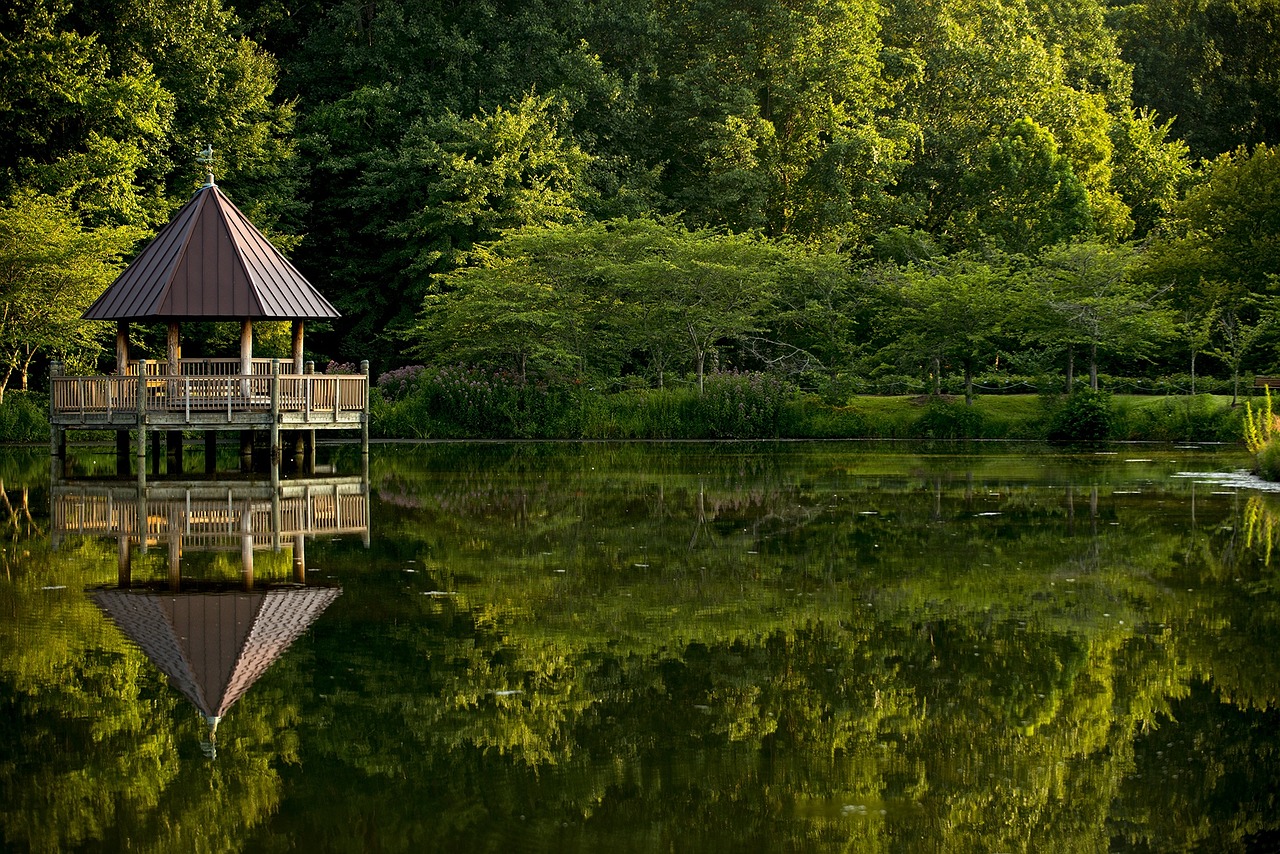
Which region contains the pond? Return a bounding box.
[2,441,1279,852]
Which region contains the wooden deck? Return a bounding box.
[50,358,368,430]
[51,475,370,551]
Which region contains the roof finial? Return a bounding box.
[197,144,216,188]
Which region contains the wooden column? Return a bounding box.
[269,359,281,488]
[49,361,65,459]
[117,535,131,588]
[291,320,305,375]
[116,321,130,374]
[166,322,182,467]
[293,534,306,582]
[240,508,254,590]
[240,319,253,383]
[360,359,370,458]
[304,361,316,474]
[136,360,147,488]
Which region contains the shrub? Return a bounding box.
[696,371,792,438]
[372,365,582,438]
[1258,440,1280,481]
[0,392,49,443]
[910,397,985,439]
[1046,389,1113,442]
[376,365,425,402]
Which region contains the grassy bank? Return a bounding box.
[1,383,1244,445]
[370,370,1247,443]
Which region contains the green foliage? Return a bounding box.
[696,371,793,439]
[1243,388,1276,453]
[372,364,582,439]
[1114,0,1280,161]
[1257,438,1280,481]
[1116,394,1243,442]
[910,397,987,439]
[0,192,139,394]
[956,118,1093,252]
[0,392,48,442]
[1046,388,1114,441]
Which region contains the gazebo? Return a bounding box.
[49,172,369,474]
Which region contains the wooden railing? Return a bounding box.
[51,361,367,423]
[125,358,278,377]
[51,479,370,548]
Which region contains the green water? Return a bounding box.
[3,442,1279,852]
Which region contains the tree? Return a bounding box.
[1034,241,1175,390]
[0,0,298,230]
[1113,0,1280,160]
[955,118,1093,253]
[646,0,907,240]
[0,192,138,399]
[414,218,790,390]
[875,254,1020,403]
[309,92,592,366]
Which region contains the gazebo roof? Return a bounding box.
[84,182,340,322]
[92,586,342,720]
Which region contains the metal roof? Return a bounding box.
[92,586,342,719]
[84,183,340,321]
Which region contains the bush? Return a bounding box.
[1046,389,1113,442]
[697,371,792,438]
[1258,440,1280,481]
[370,365,583,438]
[910,397,985,439]
[1116,394,1241,442]
[0,392,49,443]
[376,365,425,402]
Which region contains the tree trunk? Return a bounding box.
[1190,350,1197,396]
[1089,342,1099,391]
[696,350,705,394]
[964,360,974,405]
[1066,347,1074,392]
[20,344,35,391]
[932,356,941,396]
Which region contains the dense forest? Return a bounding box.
[2,0,1279,411]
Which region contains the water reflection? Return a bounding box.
[52,469,368,758]
[3,444,1279,852]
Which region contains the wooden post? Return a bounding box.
[291,319,305,375]
[293,534,306,581]
[270,359,281,488]
[151,431,161,476]
[360,360,370,457]
[49,361,65,458]
[166,323,182,468]
[116,321,130,374]
[240,508,254,590]
[239,430,254,472]
[271,489,282,552]
[136,359,148,467]
[304,361,316,473]
[117,535,131,588]
[136,484,148,554]
[240,319,253,396]
[167,508,181,592]
[167,431,183,473]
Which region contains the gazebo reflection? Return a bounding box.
[54,471,367,757]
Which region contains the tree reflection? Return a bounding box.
[2,444,1278,851]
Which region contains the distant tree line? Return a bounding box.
[2,0,1279,398]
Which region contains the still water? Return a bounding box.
[3,441,1279,852]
